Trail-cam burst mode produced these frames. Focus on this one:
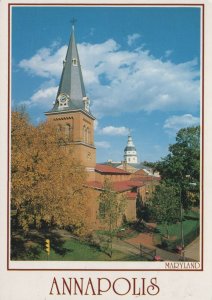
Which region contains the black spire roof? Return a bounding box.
[56,26,86,101]
[46,25,94,119]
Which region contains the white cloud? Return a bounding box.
[19,44,66,78]
[78,41,200,118]
[31,86,58,103]
[98,126,129,136]
[164,114,200,134]
[20,86,58,108]
[95,141,111,149]
[94,120,128,137]
[127,33,141,46]
[18,38,200,117]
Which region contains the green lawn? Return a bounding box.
[11,234,146,261]
[156,209,199,248]
[158,219,198,239]
[39,238,126,261]
[11,209,200,260]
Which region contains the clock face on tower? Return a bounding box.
[58,93,69,107]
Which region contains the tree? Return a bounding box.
[149,183,181,238]
[155,126,200,209]
[11,110,91,236]
[136,194,143,221]
[98,178,126,258]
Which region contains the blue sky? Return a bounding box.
[12,6,201,163]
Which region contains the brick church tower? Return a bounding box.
[45,25,96,175]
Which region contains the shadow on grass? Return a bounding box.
[184,215,199,221]
[11,229,71,260]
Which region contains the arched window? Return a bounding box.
[56,124,62,138]
[65,124,71,142]
[83,125,86,143]
[70,118,74,141]
[86,127,89,144]
[57,124,62,132]
[56,124,64,144]
[88,128,91,144]
[72,58,78,66]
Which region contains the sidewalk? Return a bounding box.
[184,237,200,261]
[54,229,199,262]
[112,236,198,261]
[112,238,182,261]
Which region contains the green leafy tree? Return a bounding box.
[155,126,200,209]
[149,183,181,238]
[98,178,126,258]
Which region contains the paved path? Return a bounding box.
[112,238,143,256]
[112,238,183,261]
[112,237,199,261]
[184,237,200,261]
[53,229,199,262]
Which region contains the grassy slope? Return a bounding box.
[157,210,199,239]
[14,236,146,261]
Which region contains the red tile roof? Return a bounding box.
[113,181,133,192]
[131,176,160,182]
[95,164,131,175]
[86,181,139,200]
[127,180,145,187]
[86,180,144,193]
[134,169,149,175]
[86,181,103,190]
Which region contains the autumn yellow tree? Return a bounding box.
[11,110,91,236]
[98,178,126,257]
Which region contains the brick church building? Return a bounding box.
[45,25,159,228]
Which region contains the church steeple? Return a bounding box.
[57,25,86,100]
[45,23,96,174]
[49,24,91,114]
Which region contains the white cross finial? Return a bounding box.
[128,128,132,136]
[71,17,77,31]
